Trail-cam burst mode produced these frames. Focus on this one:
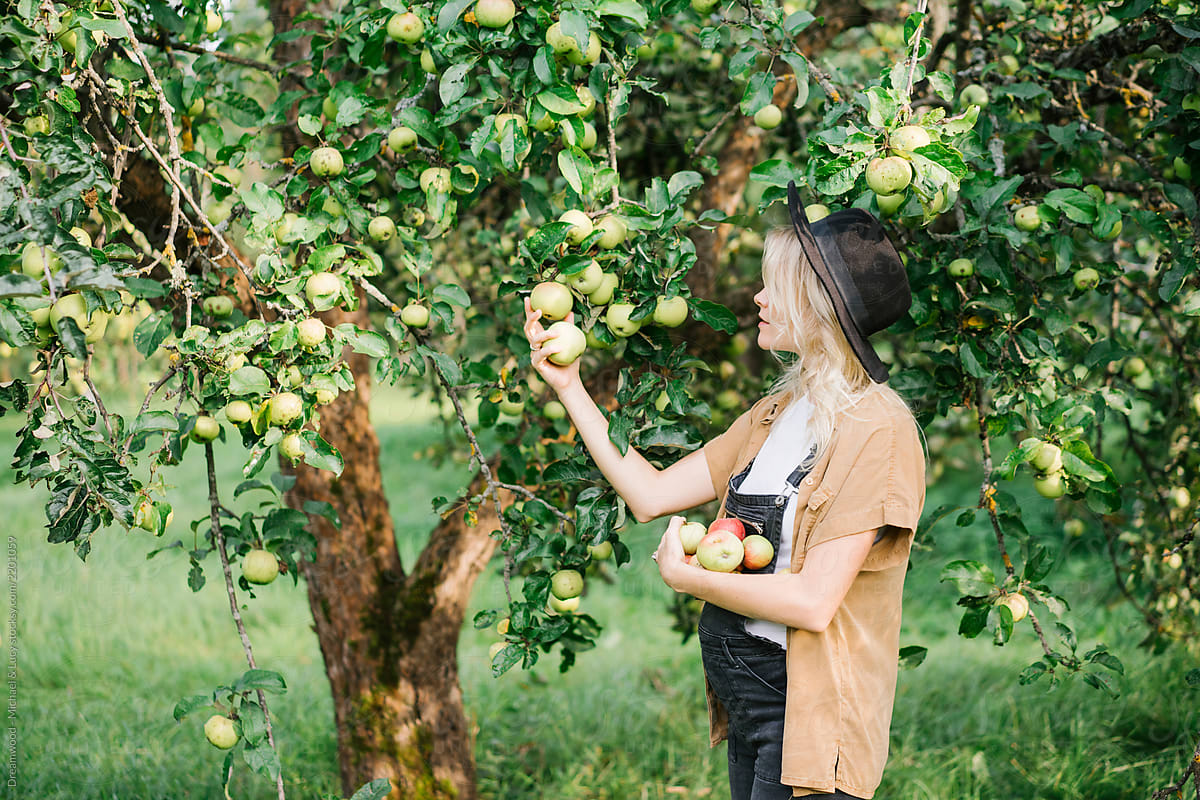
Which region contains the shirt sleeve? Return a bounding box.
[805,408,926,570]
[701,404,757,506]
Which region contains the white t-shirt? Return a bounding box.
[740,396,815,648]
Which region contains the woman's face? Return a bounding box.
[753,282,796,354]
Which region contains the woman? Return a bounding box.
[523,181,926,800]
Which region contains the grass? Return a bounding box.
[2,385,1195,799]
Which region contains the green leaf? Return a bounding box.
[557,148,592,195]
[432,284,470,307]
[213,92,266,128]
[229,366,271,396]
[740,71,776,115]
[349,779,394,800]
[780,53,810,108]
[130,411,178,435]
[898,645,927,669]
[233,669,288,694]
[340,327,389,358]
[172,692,214,721]
[940,559,996,596]
[597,0,648,26]
[437,0,473,29]
[668,170,703,201]
[439,62,473,107]
[814,154,868,196]
[1044,188,1097,224]
[242,739,281,780]
[536,87,586,115]
[689,299,737,333]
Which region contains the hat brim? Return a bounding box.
[786,181,891,384]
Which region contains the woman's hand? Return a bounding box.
[523,296,583,394]
[654,515,695,593]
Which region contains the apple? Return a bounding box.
[1172,487,1191,509]
[243,549,280,584]
[1166,552,1184,569]
[1030,442,1062,473]
[49,293,105,341]
[388,126,418,152]
[804,203,831,222]
[1174,156,1192,181]
[134,500,156,531]
[947,258,974,278]
[544,321,587,366]
[595,216,627,249]
[652,296,688,328]
[679,521,707,555]
[496,617,510,635]
[574,85,596,117]
[268,392,303,426]
[314,388,337,405]
[865,156,913,195]
[708,517,746,540]
[420,48,437,73]
[419,167,451,193]
[1013,204,1042,232]
[225,400,252,424]
[544,400,567,420]
[560,210,593,245]
[545,22,574,52]
[550,568,583,599]
[566,31,601,66]
[225,353,247,372]
[403,207,426,227]
[588,540,613,560]
[387,12,424,43]
[1033,471,1066,499]
[549,594,580,613]
[741,534,775,570]
[309,147,344,178]
[273,212,299,244]
[587,273,618,305]
[998,592,1028,622]
[1072,267,1100,291]
[753,105,782,130]
[202,8,222,34]
[203,295,234,317]
[604,303,641,337]
[890,125,931,154]
[493,112,527,138]
[186,97,205,117]
[21,242,62,277]
[692,0,719,12]
[561,120,597,150]
[1123,357,1146,378]
[401,302,430,328]
[567,259,603,294]
[296,318,326,348]
[999,54,1020,75]
[191,415,220,442]
[368,215,397,242]
[204,199,233,226]
[959,83,990,108]
[452,164,479,193]
[1062,519,1085,538]
[498,392,524,416]
[204,715,238,749]
[697,531,744,572]
[279,432,304,461]
[475,0,515,28]
[305,271,342,308]
[530,281,574,321]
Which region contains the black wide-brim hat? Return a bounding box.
[786,180,911,383]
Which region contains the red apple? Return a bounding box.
[708,517,745,540]
[678,521,707,555]
[696,531,744,572]
[741,534,774,570]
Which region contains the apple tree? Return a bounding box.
[0,0,1197,796]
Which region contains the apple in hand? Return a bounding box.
[550,569,583,600]
[679,521,707,555]
[243,549,280,584]
[544,321,587,366]
[696,531,745,572]
[708,517,746,540]
[741,534,775,570]
[204,714,238,749]
[530,281,574,320]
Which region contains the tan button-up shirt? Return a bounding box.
[701,389,926,799]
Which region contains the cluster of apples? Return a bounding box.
[1024,439,1067,499]
[678,517,775,573]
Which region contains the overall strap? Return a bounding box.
[774,444,817,507]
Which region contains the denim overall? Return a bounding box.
[698,452,863,800]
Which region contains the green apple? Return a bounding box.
[204,199,233,226]
[545,400,567,420]
[804,203,831,222]
[419,167,451,193]
[1182,93,1200,113]
[404,207,426,227]
[225,400,253,424]
[530,281,573,320]
[1030,442,1062,473]
[549,594,580,613]
[309,147,344,178]
[322,95,338,120]
[68,226,91,247]
[305,272,342,309]
[296,317,325,348]
[368,215,397,243]
[588,540,613,560]
[1122,357,1146,378]
[544,321,587,366]
[550,568,584,600]
[565,32,601,66]
[279,432,304,462]
[420,48,437,73]
[561,120,597,150]
[890,125,931,154]
[998,592,1028,622]
[655,391,671,412]
[1033,471,1066,499]
[314,388,337,405]
[999,55,1020,76]
[273,212,299,244]
[587,272,618,305]
[388,126,418,152]
[692,0,719,12]
[560,210,593,245]
[595,216,627,249]
[187,97,205,117]
[874,193,904,217]
[567,259,603,294]
[575,85,596,118]
[401,302,431,328]
[191,415,220,442]
[243,549,280,584]
[753,104,782,130]
[959,83,990,108]
[545,22,576,54]
[865,156,913,195]
[605,303,641,338]
[23,115,49,136]
[1072,267,1100,291]
[48,294,94,337]
[204,715,238,749]
[1063,518,1085,537]
[652,295,688,327]
[1013,204,1042,232]
[21,243,62,277]
[585,328,612,350]
[203,295,235,317]
[1171,487,1191,509]
[493,112,527,138]
[204,9,222,34]
[947,258,974,278]
[475,0,515,28]
[387,12,425,43]
[1174,156,1192,181]
[498,392,524,416]
[268,392,303,426]
[321,196,344,217]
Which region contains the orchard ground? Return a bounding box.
[6,385,1194,799]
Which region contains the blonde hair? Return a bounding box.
[759,225,914,461]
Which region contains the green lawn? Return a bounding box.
[2,386,1193,799]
